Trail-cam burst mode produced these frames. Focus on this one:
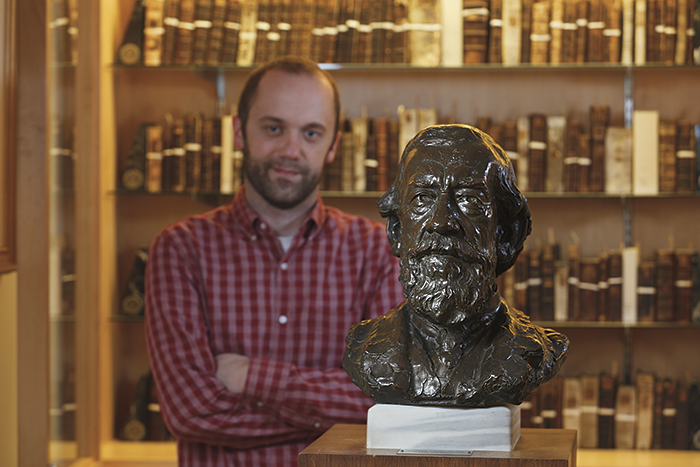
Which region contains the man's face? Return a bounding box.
[235,69,339,210]
[396,142,500,326]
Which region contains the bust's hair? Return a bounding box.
[377,124,532,276]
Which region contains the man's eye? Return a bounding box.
[267,125,280,134]
[305,129,320,139]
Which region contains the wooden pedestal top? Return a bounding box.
[299,424,577,467]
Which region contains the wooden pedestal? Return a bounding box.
[299,424,577,467]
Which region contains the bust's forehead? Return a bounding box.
[402,140,497,176]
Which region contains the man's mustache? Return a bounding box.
[409,235,484,264]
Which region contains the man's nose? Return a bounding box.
[280,132,301,159]
[427,194,461,234]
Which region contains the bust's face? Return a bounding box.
[395,141,500,325]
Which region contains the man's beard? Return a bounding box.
[399,235,498,326]
[242,144,324,210]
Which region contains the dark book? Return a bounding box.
[184,113,203,192]
[607,249,623,321]
[578,132,592,192]
[561,0,579,63]
[392,0,409,63]
[652,377,665,449]
[578,257,600,321]
[656,249,675,322]
[675,379,690,450]
[320,0,341,63]
[173,0,196,65]
[145,125,163,193]
[204,0,228,65]
[117,0,146,65]
[310,0,328,63]
[676,120,696,194]
[541,243,558,321]
[661,378,678,449]
[192,0,214,65]
[528,249,543,320]
[169,116,187,192]
[354,0,373,64]
[365,118,378,192]
[638,260,657,322]
[586,0,605,62]
[597,252,610,320]
[541,377,563,428]
[661,0,678,63]
[674,248,694,323]
[564,120,581,192]
[340,118,354,192]
[161,0,181,64]
[575,0,590,63]
[121,123,150,191]
[254,0,273,64]
[502,121,519,177]
[647,0,662,62]
[692,251,700,323]
[567,243,581,321]
[530,1,551,64]
[119,247,148,316]
[598,373,617,449]
[528,114,548,192]
[387,118,400,185]
[489,0,505,63]
[375,117,390,192]
[589,105,610,192]
[220,0,242,65]
[521,0,535,63]
[463,0,491,63]
[659,119,678,193]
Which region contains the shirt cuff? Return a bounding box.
[241,356,290,413]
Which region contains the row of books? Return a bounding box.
[498,244,700,323]
[528,373,700,450]
[114,0,700,68]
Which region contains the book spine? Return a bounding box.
[575,0,590,63]
[589,104,610,192]
[161,0,182,65]
[604,126,633,194]
[528,114,548,192]
[614,384,637,448]
[174,0,196,65]
[597,252,610,320]
[636,373,656,449]
[602,0,622,63]
[144,0,166,67]
[676,120,696,193]
[607,250,623,321]
[489,0,505,63]
[253,0,272,64]
[658,119,678,193]
[546,115,567,193]
[577,132,591,193]
[674,249,694,323]
[502,0,523,64]
[634,0,647,64]
[521,0,535,62]
[146,125,164,193]
[598,373,617,448]
[638,260,657,322]
[463,0,491,63]
[580,374,600,448]
[564,120,581,192]
[578,257,600,321]
[205,0,228,65]
[550,0,565,63]
[220,0,242,65]
[530,1,552,64]
[632,110,660,196]
[622,246,639,324]
[192,0,214,65]
[184,113,203,192]
[567,243,581,321]
[620,0,634,64]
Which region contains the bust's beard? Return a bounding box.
[400,253,498,326]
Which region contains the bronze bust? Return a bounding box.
[343,124,569,408]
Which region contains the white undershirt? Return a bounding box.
[277,235,294,252]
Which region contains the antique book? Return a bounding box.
[652,378,664,448]
[463,0,491,63]
[604,126,633,194]
[489,0,505,63]
[161,0,181,64]
[275,0,293,59]
[634,0,647,64]
[688,0,698,65]
[530,1,552,64]
[67,0,79,64]
[219,0,242,65]
[397,106,418,164]
[168,116,186,193]
[204,0,228,65]
[614,384,637,448]
[120,373,151,441]
[578,257,600,321]
[607,249,623,321]
[236,0,258,66]
[620,0,634,64]
[521,0,535,62]
[528,114,548,192]
[202,117,222,193]
[636,372,655,449]
[589,104,609,192]
[692,251,700,323]
[219,114,235,194]
[253,0,272,64]
[561,0,579,62]
[676,120,696,193]
[655,248,675,322]
[662,378,678,448]
[119,247,148,316]
[502,0,523,64]
[352,115,368,192]
[554,259,569,321]
[502,121,519,176]
[354,0,373,64]
[621,246,639,324]
[375,117,390,192]
[541,378,563,428]
[675,0,689,63]
[632,110,660,195]
[674,248,694,323]
[545,116,566,193]
[145,125,163,193]
[540,242,558,321]
[184,113,203,192]
[646,0,662,62]
[550,0,565,63]
[580,374,600,448]
[658,119,678,193]
[191,0,214,65]
[340,119,354,192]
[514,250,530,313]
[321,0,341,63]
[310,0,327,63]
[602,0,621,62]
[562,377,582,442]
[638,260,657,322]
[661,0,678,63]
[577,132,591,193]
[598,373,617,448]
[564,119,581,192]
[392,1,410,64]
[296,0,316,60]
[387,118,400,184]
[517,115,531,192]
[575,0,590,62]
[365,119,378,191]
[528,249,542,320]
[173,0,196,65]
[407,0,441,66]
[121,123,149,191]
[597,252,610,320]
[143,0,166,67]
[117,0,146,65]
[675,379,690,449]
[567,243,581,321]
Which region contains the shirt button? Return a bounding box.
[314,422,321,428]
[257,401,264,408]
[280,262,288,270]
[278,315,288,324]
[250,235,257,241]
[260,223,267,230]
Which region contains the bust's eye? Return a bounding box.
[409,191,434,209]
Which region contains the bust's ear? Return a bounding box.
[495,213,531,276]
[385,215,402,257]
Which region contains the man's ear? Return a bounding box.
[385,215,402,257]
[233,115,245,150]
[325,130,342,164]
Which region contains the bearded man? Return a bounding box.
[342,124,569,408]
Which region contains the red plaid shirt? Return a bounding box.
[145,188,403,466]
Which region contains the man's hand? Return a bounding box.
[215,353,251,394]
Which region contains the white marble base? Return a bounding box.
[366,403,521,452]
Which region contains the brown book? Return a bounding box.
[169,117,187,193]
[528,114,548,192]
[598,373,617,448]
[541,378,564,428]
[567,243,581,321]
[145,125,164,193]
[375,117,390,192]
[143,0,166,67]
[580,374,600,448]
[340,119,354,192]
[577,132,591,192]
[685,0,696,64]
[489,0,505,63]
[638,260,657,322]
[564,120,581,192]
[662,0,678,63]
[676,120,696,193]
[647,0,662,62]
[636,372,655,449]
[659,119,678,193]
[515,250,531,314]
[541,243,558,321]
[674,248,694,323]
[335,0,352,63]
[204,0,228,65]
[597,252,610,320]
[578,257,600,321]
[463,0,491,63]
[320,0,341,63]
[296,0,316,60]
[602,0,622,62]
[365,119,378,192]
[656,249,675,322]
[614,384,637,448]
[201,117,222,193]
[192,0,214,65]
[184,113,203,192]
[161,0,181,65]
[219,0,242,65]
[575,0,590,62]
[546,116,567,193]
[391,1,409,63]
[550,0,565,63]
[561,0,579,62]
[354,0,373,64]
[502,121,519,177]
[253,0,272,64]
[387,118,400,184]
[675,380,690,450]
[661,378,677,448]
[521,0,535,62]
[528,249,543,320]
[531,1,552,64]
[589,105,610,192]
[174,0,196,65]
[607,250,623,321]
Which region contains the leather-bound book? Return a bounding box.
[598,373,617,448]
[675,379,690,450]
[578,257,600,321]
[146,125,164,193]
[597,252,610,320]
[121,123,150,191]
[310,0,328,63]
[541,242,558,321]
[368,0,385,64]
[634,0,647,64]
[550,0,565,63]
[602,0,621,63]
[528,114,548,192]
[502,121,519,177]
[636,372,655,449]
[622,246,639,324]
[561,0,579,62]
[355,0,373,64]
[589,104,609,192]
[580,374,600,448]
[489,0,505,63]
[564,120,581,192]
[554,259,569,321]
[661,378,677,449]
[204,0,228,65]
[646,0,662,62]
[655,248,675,322]
[202,117,222,193]
[388,118,400,184]
[352,116,368,192]
[605,126,633,194]
[335,0,352,63]
[562,377,582,440]
[575,0,590,62]
[659,119,678,193]
[685,0,696,64]
[375,117,390,192]
[567,243,581,321]
[521,0,535,63]
[516,116,531,191]
[637,260,657,322]
[514,250,531,314]
[676,120,696,193]
[620,0,634,64]
[577,132,591,193]
[502,0,523,64]
[528,249,543,321]
[253,0,272,64]
[633,110,660,195]
[546,116,566,193]
[340,119,354,192]
[219,0,242,65]
[614,384,637,448]
[541,378,564,428]
[161,0,181,65]
[530,1,552,64]
[120,373,151,441]
[168,117,186,193]
[173,0,196,65]
[607,249,623,321]
[462,0,491,64]
[117,0,146,65]
[192,0,214,65]
[674,248,694,323]
[662,0,678,63]
[143,0,166,67]
[320,0,340,63]
[297,0,316,60]
[365,119,378,192]
[235,0,258,66]
[184,113,203,192]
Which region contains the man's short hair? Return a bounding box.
[377,124,532,276]
[237,56,341,137]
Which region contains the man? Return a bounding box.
[145,56,404,466]
[343,124,569,408]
